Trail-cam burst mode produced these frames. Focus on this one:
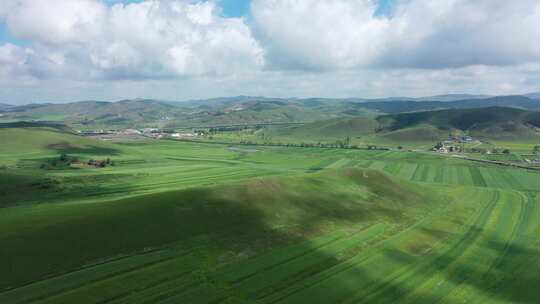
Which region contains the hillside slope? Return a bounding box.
[0,103,13,111]
[3,95,540,129]
[2,98,374,128]
[378,106,540,140]
[0,124,118,165]
[0,168,438,290]
[356,95,540,114]
[1,166,539,303]
[268,117,378,139]
[2,99,176,128]
[261,106,540,144]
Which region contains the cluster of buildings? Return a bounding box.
[170,132,198,138]
[433,142,463,154]
[433,135,477,153]
[448,135,474,143]
[79,128,202,140]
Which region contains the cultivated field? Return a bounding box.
[1,126,540,303]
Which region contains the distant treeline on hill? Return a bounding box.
[0,121,71,131]
[175,137,391,151]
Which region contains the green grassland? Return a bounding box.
[267,117,378,139]
[1,126,540,303]
[202,124,441,150]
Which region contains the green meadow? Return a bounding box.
[1,126,540,303]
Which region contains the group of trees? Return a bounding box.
[488,148,511,154]
[41,154,114,169]
[236,139,389,151]
[87,158,115,168]
[207,125,261,134]
[41,153,77,169]
[468,147,511,154]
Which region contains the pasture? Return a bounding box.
[1,126,540,303]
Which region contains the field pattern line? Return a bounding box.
[342,189,501,304]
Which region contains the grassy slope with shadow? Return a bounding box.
[378,106,540,140]
[0,127,119,162]
[268,117,378,139]
[257,106,540,146]
[0,168,439,295]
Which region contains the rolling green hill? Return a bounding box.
[2,98,376,129]
[0,124,116,163]
[166,99,356,128]
[356,95,540,114]
[378,124,446,142]
[378,106,540,140]
[2,99,176,128]
[0,168,438,292]
[0,121,72,131]
[268,116,378,139]
[4,94,540,129]
[256,107,540,146]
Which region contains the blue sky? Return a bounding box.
[0,21,25,45]
[375,0,396,16]
[219,0,252,17]
[0,24,12,44]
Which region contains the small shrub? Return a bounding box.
[59,153,68,162]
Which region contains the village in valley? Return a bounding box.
[78,128,203,141]
[431,134,540,166]
[433,135,475,154]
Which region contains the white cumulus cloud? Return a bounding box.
[383,0,540,68]
[1,0,540,103]
[251,0,540,70]
[2,0,105,45]
[251,0,389,70]
[0,0,263,79]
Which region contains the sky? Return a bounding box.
[0,0,539,104]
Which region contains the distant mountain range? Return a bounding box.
[0,97,370,128]
[1,94,540,129]
[180,93,494,104]
[351,95,540,114]
[525,92,540,99]
[369,94,492,102]
[0,103,14,111]
[1,99,176,128]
